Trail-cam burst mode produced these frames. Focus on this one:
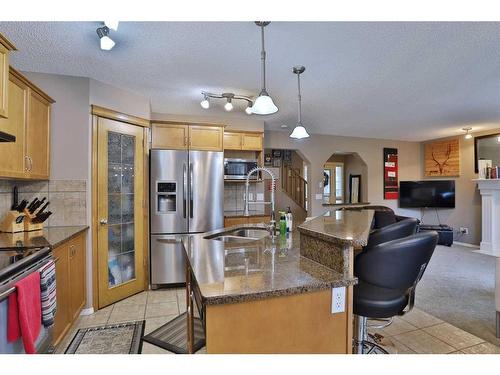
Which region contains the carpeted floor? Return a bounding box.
[416,243,500,347]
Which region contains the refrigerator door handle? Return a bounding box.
[189,163,194,219]
[183,163,187,219]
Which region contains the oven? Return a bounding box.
[224,158,258,180]
[0,246,53,354]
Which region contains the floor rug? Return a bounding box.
[65,320,145,354]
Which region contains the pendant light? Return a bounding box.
[252,22,278,115]
[289,66,310,139]
[462,127,472,139]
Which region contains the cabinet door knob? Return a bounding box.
[100,218,108,225]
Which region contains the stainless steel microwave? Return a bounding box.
[224,158,258,180]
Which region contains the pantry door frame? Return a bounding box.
[91,105,150,310]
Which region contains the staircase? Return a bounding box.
[281,164,307,212]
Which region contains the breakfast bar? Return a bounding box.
[180,209,374,354]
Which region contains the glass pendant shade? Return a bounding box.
[289,124,310,139]
[251,91,278,115]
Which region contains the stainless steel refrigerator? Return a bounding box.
[150,149,223,287]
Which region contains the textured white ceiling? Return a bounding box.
[2,21,500,141]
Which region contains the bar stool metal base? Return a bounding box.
[353,315,389,354]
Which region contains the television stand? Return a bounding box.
[418,224,454,246]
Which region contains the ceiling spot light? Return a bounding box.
[224,99,233,112]
[200,94,210,109]
[104,21,119,31]
[462,127,472,140]
[289,66,310,140]
[245,103,253,115]
[96,26,115,50]
[252,22,278,115]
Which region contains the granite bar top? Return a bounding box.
[321,202,370,207]
[298,210,374,247]
[0,226,88,250]
[182,225,357,306]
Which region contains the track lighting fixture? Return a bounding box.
[96,26,115,50]
[462,127,472,140]
[200,91,253,114]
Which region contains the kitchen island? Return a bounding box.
[180,209,374,354]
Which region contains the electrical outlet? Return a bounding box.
[248,193,253,201]
[257,193,264,201]
[459,227,469,235]
[315,193,323,200]
[331,287,346,314]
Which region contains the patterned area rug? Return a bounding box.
[65,321,145,354]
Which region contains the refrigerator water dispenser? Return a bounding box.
[157,182,177,213]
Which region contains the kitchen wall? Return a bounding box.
[8,72,152,311]
[264,130,422,218]
[224,183,265,214]
[419,129,500,245]
[0,180,86,227]
[326,153,369,203]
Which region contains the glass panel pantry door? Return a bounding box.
[97,117,145,308]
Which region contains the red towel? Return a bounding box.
[7,272,42,354]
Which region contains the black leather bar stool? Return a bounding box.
[353,231,438,354]
[363,218,419,250]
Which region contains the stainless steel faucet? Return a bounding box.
[244,166,276,235]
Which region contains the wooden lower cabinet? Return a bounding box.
[205,290,350,353]
[52,232,87,346]
[224,215,269,227]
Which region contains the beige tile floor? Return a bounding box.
[55,288,500,354]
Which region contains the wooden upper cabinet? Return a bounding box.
[151,123,188,150]
[25,90,51,179]
[0,34,16,119]
[223,131,263,151]
[242,133,263,151]
[0,74,28,178]
[151,122,223,151]
[0,68,54,180]
[223,132,242,150]
[189,125,223,151]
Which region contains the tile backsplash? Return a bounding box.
[0,179,87,227]
[224,182,265,214]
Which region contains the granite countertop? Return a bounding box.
[224,210,268,218]
[298,210,374,247]
[0,226,88,250]
[182,225,357,306]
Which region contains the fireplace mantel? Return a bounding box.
[473,179,500,337]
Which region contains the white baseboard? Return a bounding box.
[453,241,480,249]
[80,307,95,316]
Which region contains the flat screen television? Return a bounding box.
[399,180,455,208]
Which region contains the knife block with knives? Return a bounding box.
[0,188,52,233]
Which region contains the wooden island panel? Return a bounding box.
[205,289,349,354]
